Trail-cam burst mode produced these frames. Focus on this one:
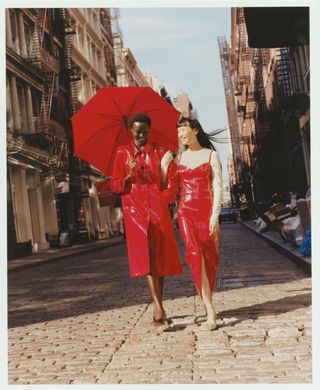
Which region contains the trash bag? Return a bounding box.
[299,229,311,256]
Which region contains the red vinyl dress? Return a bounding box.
[110,141,182,278]
[177,156,220,297]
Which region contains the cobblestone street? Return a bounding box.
[8,223,312,384]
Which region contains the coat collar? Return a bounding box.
[130,140,153,157]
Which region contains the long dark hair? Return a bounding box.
[177,116,216,150]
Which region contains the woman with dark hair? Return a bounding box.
[161,116,223,330]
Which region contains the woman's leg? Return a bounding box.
[201,255,217,330]
[147,233,166,321]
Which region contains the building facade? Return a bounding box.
[219,8,310,211]
[7,9,71,257]
[6,8,121,258]
[67,8,118,241]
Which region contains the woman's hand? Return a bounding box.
[161,150,174,172]
[209,214,219,236]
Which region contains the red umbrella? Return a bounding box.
[71,87,181,176]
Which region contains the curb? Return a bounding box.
[8,239,124,273]
[240,220,311,276]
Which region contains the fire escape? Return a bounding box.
[27,8,68,170]
[58,8,86,184]
[218,35,242,185]
[59,9,79,116]
[276,48,293,100]
[252,49,270,145]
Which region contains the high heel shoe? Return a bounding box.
[153,316,173,326]
[153,308,173,325]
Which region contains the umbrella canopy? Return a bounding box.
[71,86,181,175]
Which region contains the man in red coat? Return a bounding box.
[111,112,182,324]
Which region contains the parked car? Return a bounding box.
[219,207,238,223]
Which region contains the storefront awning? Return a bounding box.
[244,7,309,48]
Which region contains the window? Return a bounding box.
[6,78,14,131]
[31,90,41,117]
[93,13,99,33]
[24,21,32,56]
[42,32,51,52]
[80,31,84,52]
[52,8,59,22]
[9,10,19,53]
[16,83,27,130]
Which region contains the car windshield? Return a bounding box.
[221,207,231,212]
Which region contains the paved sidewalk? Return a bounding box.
[239,220,311,275]
[8,236,124,273]
[8,223,311,384]
[9,220,311,276]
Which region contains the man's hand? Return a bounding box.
[129,160,136,170]
[125,160,136,188]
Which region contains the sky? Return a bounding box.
[118,7,232,186]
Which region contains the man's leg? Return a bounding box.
[146,275,165,320]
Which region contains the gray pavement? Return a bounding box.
[8,236,123,273]
[8,223,312,384]
[240,220,311,274]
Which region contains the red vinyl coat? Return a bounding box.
[110,142,182,278]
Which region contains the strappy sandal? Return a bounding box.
[153,316,173,326]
